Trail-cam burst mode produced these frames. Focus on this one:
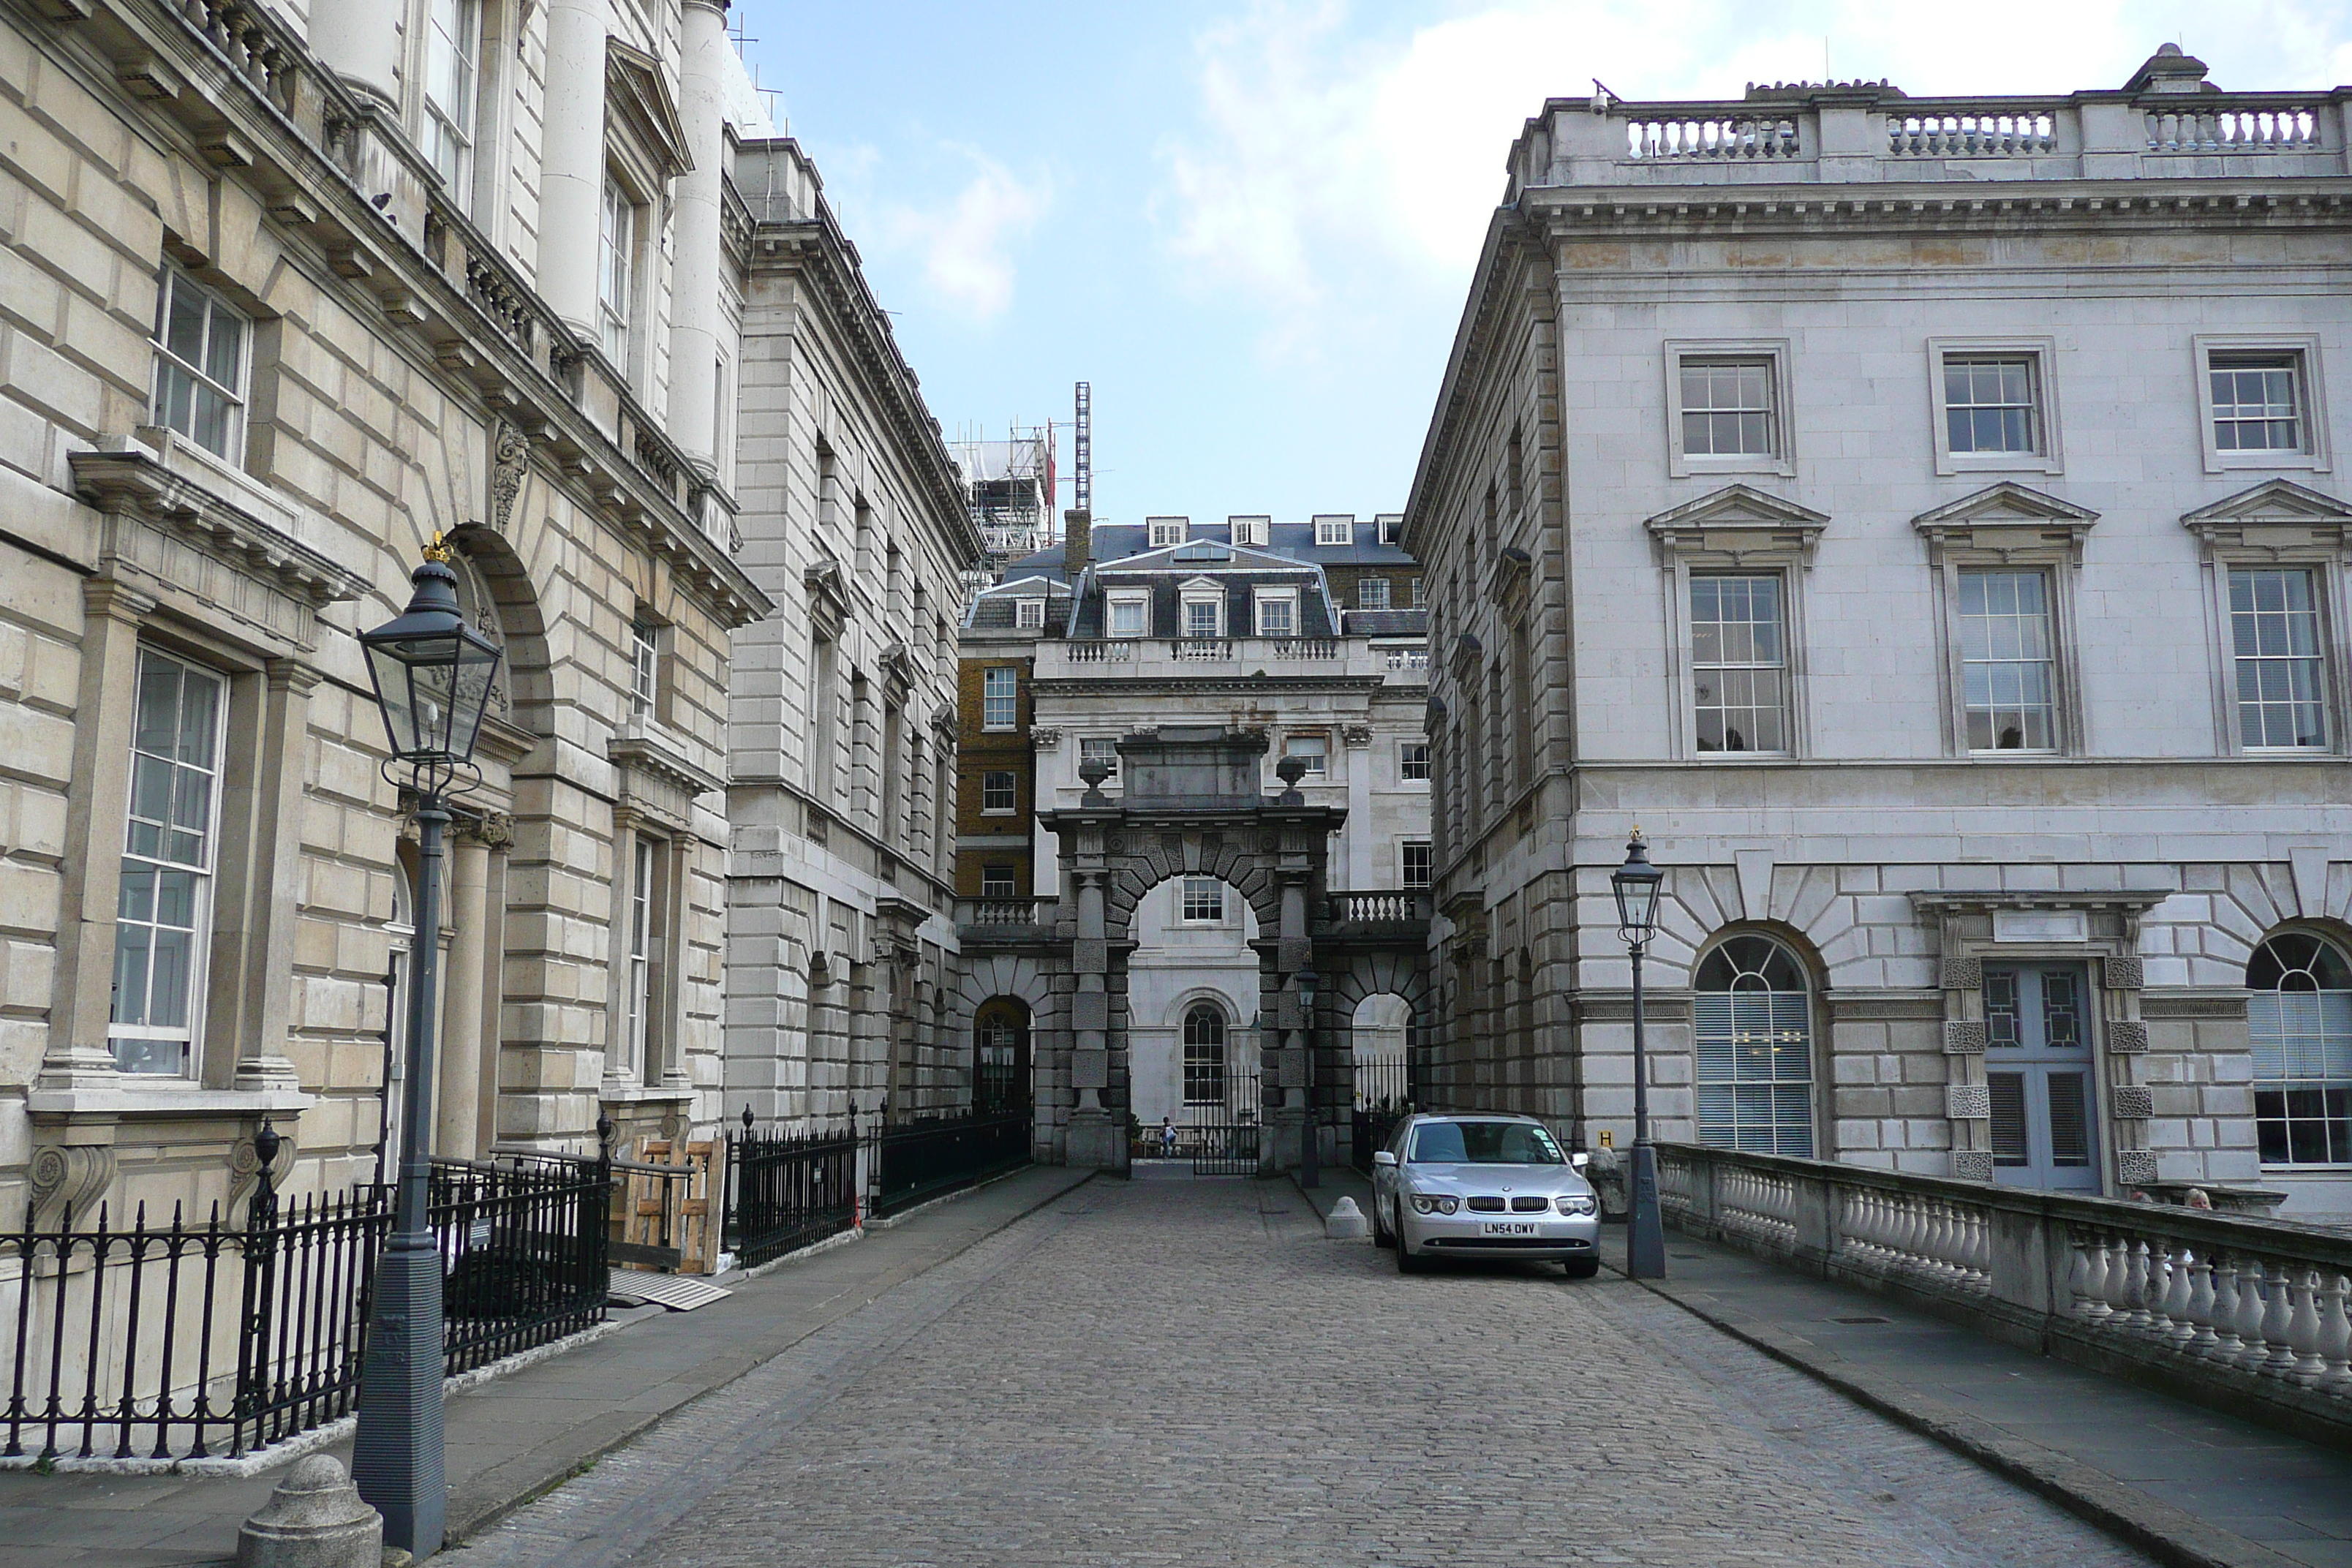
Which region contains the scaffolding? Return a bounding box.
[954,421,1057,593]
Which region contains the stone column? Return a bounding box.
[306,0,401,108]
[230,660,319,1093]
[434,828,491,1158]
[1065,869,1118,1167]
[42,579,152,1093]
[1341,725,1373,889]
[1270,870,1311,1172]
[539,0,614,339]
[666,0,730,467]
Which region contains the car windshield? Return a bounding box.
[1408,1120,1564,1165]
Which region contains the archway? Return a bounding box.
[973,997,1032,1120]
[1125,875,1263,1140]
[1029,725,1428,1173]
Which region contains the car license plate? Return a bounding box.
[1482,1221,1539,1236]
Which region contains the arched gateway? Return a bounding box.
[959,725,1431,1172]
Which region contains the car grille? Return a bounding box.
[1466,1196,1506,1213]
[1511,1196,1549,1213]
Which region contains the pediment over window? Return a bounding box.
[2180,479,2352,557]
[1911,482,2100,563]
[1178,576,1222,595]
[607,41,693,184]
[1643,484,1829,565]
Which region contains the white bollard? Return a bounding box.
[1325,1196,1371,1239]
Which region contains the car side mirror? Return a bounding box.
[1570,1152,1591,1173]
[1372,1150,1397,1167]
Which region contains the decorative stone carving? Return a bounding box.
[490,417,529,532]
[2115,1149,2159,1186]
[1950,1150,1994,1183]
[2106,1020,2149,1054]
[464,810,516,849]
[1943,1020,1987,1055]
[1939,954,1982,990]
[1946,1084,1991,1120]
[1340,725,1373,748]
[2111,1085,2155,1120]
[29,1142,116,1226]
[1030,727,1061,750]
[2104,955,2144,992]
[227,1124,296,1223]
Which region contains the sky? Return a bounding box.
[731,1,2352,529]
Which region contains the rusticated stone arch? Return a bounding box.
[1100,834,1284,945]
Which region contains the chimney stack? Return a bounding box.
[1063,508,1091,576]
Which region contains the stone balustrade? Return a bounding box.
[1324,892,1432,928]
[956,898,1058,930]
[1518,86,2351,196]
[1656,1142,2352,1443]
[1036,639,1424,682]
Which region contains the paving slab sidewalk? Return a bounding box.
[0,1164,1093,1568]
[1292,1169,2352,1568]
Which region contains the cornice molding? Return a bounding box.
[1645,483,1831,565]
[1526,179,2352,239]
[69,445,369,610]
[2181,478,2352,557]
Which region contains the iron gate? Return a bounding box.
[1185,1058,1262,1175]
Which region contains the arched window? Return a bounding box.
[1693,934,1814,1156]
[2248,932,2352,1167]
[1183,1003,1226,1106]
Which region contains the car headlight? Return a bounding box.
[1556,1193,1598,1216]
[1409,1194,1460,1215]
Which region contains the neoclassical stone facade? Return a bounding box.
[0,0,772,1224]
[721,139,979,1133]
[1409,51,2352,1218]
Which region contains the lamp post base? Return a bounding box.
[350,1226,447,1558]
[1627,1143,1667,1280]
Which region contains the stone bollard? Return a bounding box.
[1324,1196,1371,1239]
[236,1455,383,1568]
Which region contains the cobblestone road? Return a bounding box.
[442,1177,2153,1568]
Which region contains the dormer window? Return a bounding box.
[1314,516,1353,547]
[1148,516,1187,547]
[1107,592,1150,638]
[1230,516,1270,547]
[1016,598,1045,629]
[1254,588,1298,638]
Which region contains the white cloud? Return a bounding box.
[883,151,1051,323]
[1156,0,2352,353]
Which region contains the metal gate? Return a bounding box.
[1186,1058,1262,1175]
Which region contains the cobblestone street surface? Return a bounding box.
[442,1177,2153,1568]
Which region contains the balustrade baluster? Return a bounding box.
[2320,1273,2352,1393]
[2157,1241,2194,1343]
[2207,1253,2246,1362]
[2077,1228,2112,1321]
[2102,1234,2136,1327]
[2120,1240,2153,1332]
[2287,1267,2330,1385]
[2264,1264,2306,1379]
[2184,1249,2217,1349]
[2233,1258,2273,1371]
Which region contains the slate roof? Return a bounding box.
[998,516,1419,581]
[1343,609,1431,637]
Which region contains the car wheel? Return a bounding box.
[1373,1195,1395,1248]
[1395,1210,1428,1274]
[1563,1256,1600,1280]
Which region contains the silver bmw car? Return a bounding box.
[1370,1113,1602,1278]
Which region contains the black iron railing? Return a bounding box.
[430,1154,610,1376]
[872,1112,1030,1217]
[1351,1055,1417,1176]
[2,1130,608,1464]
[720,1113,859,1267]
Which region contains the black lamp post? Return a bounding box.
[1611,830,1667,1281]
[1294,965,1319,1189]
[353,539,502,1557]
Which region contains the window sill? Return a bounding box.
[2206,453,2329,475]
[1934,453,2064,477]
[27,1085,317,1120]
[599,1084,693,1105]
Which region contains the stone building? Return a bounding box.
[721,139,981,1131]
[954,511,1431,1155]
[1407,50,2352,1218]
[0,0,775,1226]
